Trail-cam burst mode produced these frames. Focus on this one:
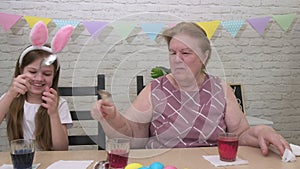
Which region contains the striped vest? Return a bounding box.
[146,74,227,148]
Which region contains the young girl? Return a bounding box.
[0,21,73,151]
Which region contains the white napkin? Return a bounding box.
[290,143,300,156]
[46,160,94,169]
[282,148,296,162]
[203,155,248,167]
[269,144,297,162]
[0,163,40,169]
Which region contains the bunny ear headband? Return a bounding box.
[19,21,74,70]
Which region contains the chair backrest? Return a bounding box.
[136,75,145,95]
[136,75,245,114]
[228,83,245,114]
[58,74,106,150]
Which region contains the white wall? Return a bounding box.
[0,0,299,151]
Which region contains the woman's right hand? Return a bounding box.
[91,99,117,122]
[7,74,31,98]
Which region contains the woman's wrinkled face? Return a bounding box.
[168,35,206,81]
[22,57,55,95]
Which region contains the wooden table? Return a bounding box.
[0,146,298,169]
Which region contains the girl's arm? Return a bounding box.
[0,74,30,123]
[42,87,69,150]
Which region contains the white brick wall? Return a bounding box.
[0,0,299,151]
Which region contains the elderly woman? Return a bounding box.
[91,22,290,156]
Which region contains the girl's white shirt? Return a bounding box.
[0,93,73,140]
[23,97,73,140]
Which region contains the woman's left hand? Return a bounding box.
[256,126,290,156]
[41,86,58,115]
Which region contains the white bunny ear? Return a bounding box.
[30,21,48,46]
[51,25,74,53]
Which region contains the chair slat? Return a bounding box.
[59,74,106,150]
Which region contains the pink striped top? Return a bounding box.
[146,74,227,148]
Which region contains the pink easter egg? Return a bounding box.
[163,166,177,169]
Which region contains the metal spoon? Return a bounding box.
[93,160,109,169]
[33,54,57,78]
[16,55,57,98]
[97,90,112,101]
[40,54,57,67]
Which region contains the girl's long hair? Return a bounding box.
[7,45,60,150]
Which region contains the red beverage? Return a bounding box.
[217,133,239,162]
[107,149,129,169]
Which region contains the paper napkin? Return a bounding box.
[46,160,94,169]
[269,143,298,162]
[0,163,40,169]
[290,143,300,156]
[282,148,296,162]
[203,155,248,167]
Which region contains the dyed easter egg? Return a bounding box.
[138,167,150,169]
[125,163,143,169]
[149,162,164,169]
[163,166,177,169]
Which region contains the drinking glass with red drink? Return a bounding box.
[106,138,130,169]
[217,133,239,162]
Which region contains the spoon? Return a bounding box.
[97,90,112,101]
[40,54,57,67]
[16,55,57,97]
[93,160,109,169]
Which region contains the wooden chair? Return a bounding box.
[136,75,245,113]
[136,75,145,95]
[58,74,106,150]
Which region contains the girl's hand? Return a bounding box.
[8,74,31,98]
[41,86,58,116]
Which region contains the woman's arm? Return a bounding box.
[239,124,289,156]
[223,82,250,135]
[224,82,290,156]
[91,83,153,148]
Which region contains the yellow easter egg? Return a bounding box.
[125,163,143,169]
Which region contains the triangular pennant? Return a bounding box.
[246,17,271,35]
[23,16,52,28]
[195,20,221,39]
[111,22,137,40]
[52,19,80,28]
[82,21,108,38]
[0,13,22,32]
[167,23,177,28]
[221,20,244,38]
[272,13,296,32]
[140,23,165,41]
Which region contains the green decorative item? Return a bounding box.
[150,66,171,78]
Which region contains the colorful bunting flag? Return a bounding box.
[111,22,137,40]
[23,16,52,28]
[0,13,22,32]
[52,19,80,28]
[272,13,296,32]
[167,22,178,28]
[196,20,221,39]
[221,20,244,38]
[247,17,271,35]
[140,23,165,41]
[0,12,297,40]
[82,21,108,38]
